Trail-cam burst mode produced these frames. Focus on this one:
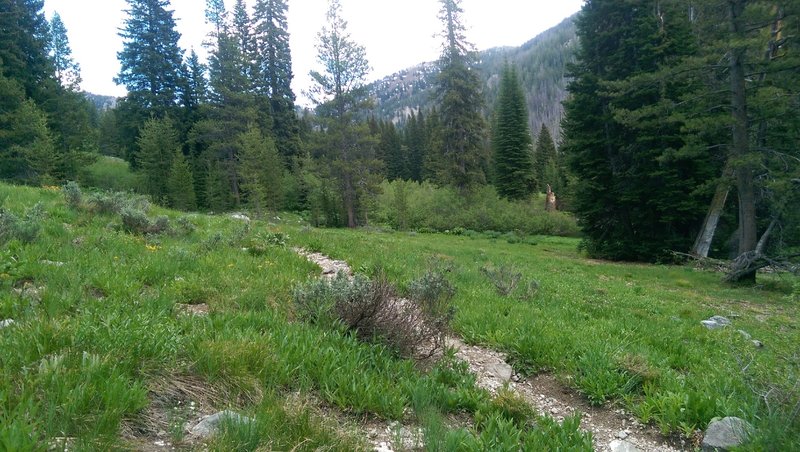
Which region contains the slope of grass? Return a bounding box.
[289,226,800,447]
[0,183,593,451]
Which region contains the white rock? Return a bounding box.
[230,213,251,222]
[189,410,252,438]
[702,315,731,329]
[609,439,641,452]
[0,319,14,329]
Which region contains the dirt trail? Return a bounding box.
[295,248,689,452]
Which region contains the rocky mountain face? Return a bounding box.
[368,15,578,143]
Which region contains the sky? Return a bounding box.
[43,0,584,105]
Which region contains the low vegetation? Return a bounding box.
[0,183,597,450]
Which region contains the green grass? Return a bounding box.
[287,226,800,447]
[0,182,594,450]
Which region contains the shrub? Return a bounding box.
[370,181,580,237]
[62,181,82,208]
[246,232,288,256]
[294,272,452,358]
[481,264,539,301]
[120,207,170,235]
[407,259,457,334]
[0,202,44,245]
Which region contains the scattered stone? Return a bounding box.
[189,410,252,439]
[40,260,65,267]
[0,319,14,329]
[752,340,763,348]
[616,429,630,439]
[48,436,75,451]
[486,361,513,382]
[230,213,251,222]
[701,316,731,330]
[609,439,641,452]
[736,330,751,340]
[702,417,753,451]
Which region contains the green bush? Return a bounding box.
[79,156,143,193]
[120,207,170,235]
[371,181,579,237]
[0,202,44,245]
[62,181,82,209]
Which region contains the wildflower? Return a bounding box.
[145,244,159,252]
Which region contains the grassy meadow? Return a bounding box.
[0,182,797,450]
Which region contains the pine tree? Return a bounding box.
[48,12,81,90]
[404,110,427,182]
[491,64,533,200]
[534,124,558,193]
[0,0,53,101]
[309,0,378,228]
[562,0,709,261]
[167,149,197,210]
[189,29,260,207]
[253,0,301,163]
[238,126,283,215]
[204,0,227,39]
[433,0,488,190]
[137,117,179,202]
[116,0,186,115]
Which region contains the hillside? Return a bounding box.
[369,16,578,141]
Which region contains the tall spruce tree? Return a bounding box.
[137,117,179,202]
[238,126,283,215]
[0,0,53,102]
[534,124,558,193]
[433,0,488,190]
[253,0,302,163]
[562,0,710,261]
[117,0,185,115]
[48,12,80,90]
[116,0,186,163]
[492,64,533,200]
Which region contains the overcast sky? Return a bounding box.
[43,0,584,105]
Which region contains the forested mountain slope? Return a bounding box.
[369,16,577,141]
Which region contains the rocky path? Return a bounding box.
[295,248,687,452]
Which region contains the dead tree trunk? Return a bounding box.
[691,165,733,257]
[545,184,557,212]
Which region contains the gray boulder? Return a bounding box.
[609,439,641,452]
[189,410,252,438]
[702,417,753,451]
[0,319,15,329]
[702,316,731,330]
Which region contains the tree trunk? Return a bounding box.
[728,0,758,283]
[691,165,732,257]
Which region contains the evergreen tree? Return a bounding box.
[534,124,558,193]
[253,0,302,163]
[48,12,80,90]
[562,0,709,261]
[238,126,283,215]
[0,0,53,101]
[136,117,178,202]
[404,110,427,182]
[433,0,488,190]
[380,121,408,181]
[167,149,197,210]
[116,0,186,116]
[0,74,55,183]
[309,0,379,228]
[190,30,260,207]
[204,0,227,39]
[491,64,533,200]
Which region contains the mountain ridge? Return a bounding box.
[368,15,578,142]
